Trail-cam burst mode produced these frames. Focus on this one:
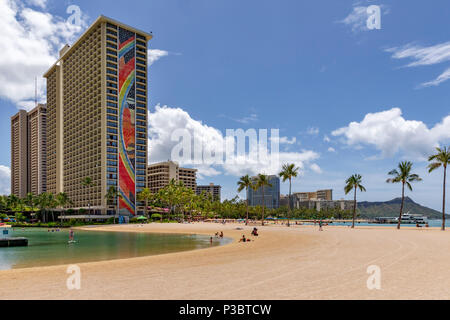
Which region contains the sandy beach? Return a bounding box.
[1,222,450,300]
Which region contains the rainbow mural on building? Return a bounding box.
[118,27,136,216]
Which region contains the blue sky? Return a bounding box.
[1,0,449,210]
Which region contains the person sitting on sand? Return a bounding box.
[239,235,246,243]
[251,228,259,236]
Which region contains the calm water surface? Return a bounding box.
[0,228,231,270]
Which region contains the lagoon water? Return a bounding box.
[0,228,231,270]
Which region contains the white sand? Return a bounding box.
[1,222,450,300]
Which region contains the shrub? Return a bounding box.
[151,213,162,220]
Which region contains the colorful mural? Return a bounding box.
[118,27,136,216]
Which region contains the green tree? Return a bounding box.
[237,175,253,225]
[387,161,422,230]
[137,188,153,219]
[279,163,300,227]
[255,174,272,226]
[428,146,450,231]
[105,186,121,223]
[344,174,366,229]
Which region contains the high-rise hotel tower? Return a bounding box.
[11,104,47,198]
[44,16,152,216]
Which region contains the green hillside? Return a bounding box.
[357,197,446,219]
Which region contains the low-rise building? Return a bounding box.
[147,161,197,194]
[196,183,221,201]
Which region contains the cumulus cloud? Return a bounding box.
[275,136,297,145]
[0,165,11,195]
[148,49,169,65]
[327,147,336,153]
[148,105,320,177]
[0,0,88,110]
[332,108,450,159]
[310,163,322,174]
[307,127,319,135]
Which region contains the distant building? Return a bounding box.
[10,104,47,198]
[293,189,332,202]
[280,194,289,207]
[147,161,197,194]
[248,175,280,209]
[296,199,355,212]
[196,183,221,201]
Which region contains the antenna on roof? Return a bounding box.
[35,77,37,106]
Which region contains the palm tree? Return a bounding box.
[137,188,153,219]
[56,192,72,223]
[105,186,120,223]
[387,161,422,230]
[7,194,19,212]
[255,174,272,226]
[237,175,253,225]
[279,164,300,227]
[81,177,93,214]
[344,174,366,229]
[428,146,450,231]
[24,193,35,210]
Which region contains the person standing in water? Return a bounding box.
[69,228,74,241]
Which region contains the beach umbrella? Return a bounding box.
[136,216,148,221]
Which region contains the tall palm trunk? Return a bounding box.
[145,200,148,219]
[261,186,265,226]
[442,165,447,231]
[397,182,405,230]
[288,177,292,227]
[245,187,249,225]
[352,186,356,229]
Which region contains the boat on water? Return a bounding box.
[371,212,428,224]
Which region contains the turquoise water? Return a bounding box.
[0,228,231,270]
[302,219,450,228]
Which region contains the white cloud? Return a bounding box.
[148,105,320,177]
[0,0,88,110]
[25,0,47,9]
[148,49,169,65]
[275,136,297,145]
[307,127,319,135]
[419,68,450,88]
[386,42,450,68]
[0,165,11,195]
[310,163,322,174]
[386,41,450,88]
[327,147,336,153]
[332,108,450,159]
[323,135,331,143]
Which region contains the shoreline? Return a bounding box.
[1,223,450,300]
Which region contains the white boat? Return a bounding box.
[396,212,428,224]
